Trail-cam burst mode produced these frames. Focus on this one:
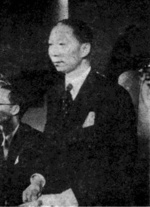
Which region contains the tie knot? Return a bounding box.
[66,83,73,92]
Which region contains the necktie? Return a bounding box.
[0,131,3,158]
[0,130,9,160]
[62,83,73,118]
[3,139,9,160]
[0,132,8,160]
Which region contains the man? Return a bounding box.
[0,79,45,206]
[135,67,150,205]
[24,18,137,206]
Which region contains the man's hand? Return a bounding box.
[22,183,41,203]
[22,174,46,203]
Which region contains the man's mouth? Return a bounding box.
[54,61,64,67]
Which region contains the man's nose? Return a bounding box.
[49,45,60,57]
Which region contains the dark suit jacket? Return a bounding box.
[0,123,45,206]
[44,70,137,206]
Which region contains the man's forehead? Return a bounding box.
[49,24,74,41]
[0,88,10,102]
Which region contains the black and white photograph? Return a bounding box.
[0,0,149,206]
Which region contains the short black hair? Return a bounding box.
[53,18,93,45]
[0,82,27,118]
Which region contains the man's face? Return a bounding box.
[48,23,84,74]
[0,89,13,124]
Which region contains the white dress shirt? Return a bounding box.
[65,67,91,100]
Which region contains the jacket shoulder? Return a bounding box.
[94,71,132,98]
[18,123,46,156]
[19,123,45,143]
[20,122,43,134]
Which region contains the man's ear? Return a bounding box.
[81,43,91,58]
[10,105,20,116]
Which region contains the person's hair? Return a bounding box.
[52,18,93,45]
[105,38,132,83]
[0,81,27,118]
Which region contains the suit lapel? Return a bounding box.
[0,133,4,163]
[73,70,95,103]
[7,125,25,166]
[66,70,97,127]
[50,70,98,129]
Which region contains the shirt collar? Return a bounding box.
[65,67,91,99]
[1,124,19,146]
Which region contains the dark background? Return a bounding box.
[0,0,150,77]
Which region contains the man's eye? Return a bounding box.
[59,43,65,45]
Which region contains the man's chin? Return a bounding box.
[56,67,66,73]
[56,68,75,74]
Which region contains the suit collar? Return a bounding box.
[73,69,97,102]
[65,67,91,100]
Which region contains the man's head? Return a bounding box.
[48,18,93,74]
[0,81,25,125]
